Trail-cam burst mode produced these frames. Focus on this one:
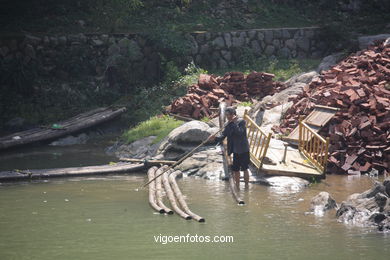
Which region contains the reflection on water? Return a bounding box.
[0,174,388,260]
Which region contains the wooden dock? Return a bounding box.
[242,110,328,180]
[259,139,323,179]
[0,162,144,182]
[0,107,126,151]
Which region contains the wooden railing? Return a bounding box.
[243,110,272,169]
[298,119,330,173]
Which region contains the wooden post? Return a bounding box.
[259,133,272,169]
[323,137,330,174]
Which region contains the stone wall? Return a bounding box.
[0,27,328,84]
[188,27,328,69]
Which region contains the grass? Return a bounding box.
[122,115,183,144]
[209,58,321,81]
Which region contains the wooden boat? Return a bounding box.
[0,107,126,151]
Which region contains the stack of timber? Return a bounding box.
[0,107,126,151]
[147,165,205,222]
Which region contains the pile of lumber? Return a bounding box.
[277,40,390,175]
[167,72,286,119]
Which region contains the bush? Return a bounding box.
[122,115,183,144]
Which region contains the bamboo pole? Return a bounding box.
[147,167,165,214]
[169,170,205,222]
[155,166,174,214]
[162,169,192,220]
[120,158,176,165]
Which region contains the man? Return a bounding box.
[210,107,250,187]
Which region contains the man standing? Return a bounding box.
[210,107,250,188]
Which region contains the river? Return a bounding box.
[0,138,389,259]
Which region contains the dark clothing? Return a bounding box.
[215,118,250,155]
[232,151,250,171]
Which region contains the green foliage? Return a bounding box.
[201,117,210,123]
[239,101,253,107]
[122,115,183,144]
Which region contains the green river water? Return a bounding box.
[0,143,389,260]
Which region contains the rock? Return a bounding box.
[157,121,218,160]
[336,179,390,231]
[212,36,225,49]
[285,71,319,87]
[384,179,390,197]
[175,146,224,180]
[296,37,310,52]
[92,39,104,47]
[286,39,297,50]
[49,133,89,146]
[358,34,390,49]
[58,36,67,45]
[223,33,232,48]
[221,50,232,61]
[266,176,309,192]
[25,35,41,46]
[24,44,35,59]
[316,52,344,72]
[264,30,273,44]
[0,46,9,57]
[278,47,290,58]
[107,44,119,57]
[264,45,275,56]
[252,101,293,132]
[310,192,337,216]
[109,136,159,159]
[250,40,261,54]
[232,34,245,47]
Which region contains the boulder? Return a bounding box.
[336,179,390,231]
[310,192,337,216]
[358,34,390,49]
[316,52,344,72]
[175,146,224,180]
[109,136,159,159]
[266,176,309,193]
[157,121,218,160]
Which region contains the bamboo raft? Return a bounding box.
[0,107,126,151]
[0,162,144,182]
[147,165,205,222]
